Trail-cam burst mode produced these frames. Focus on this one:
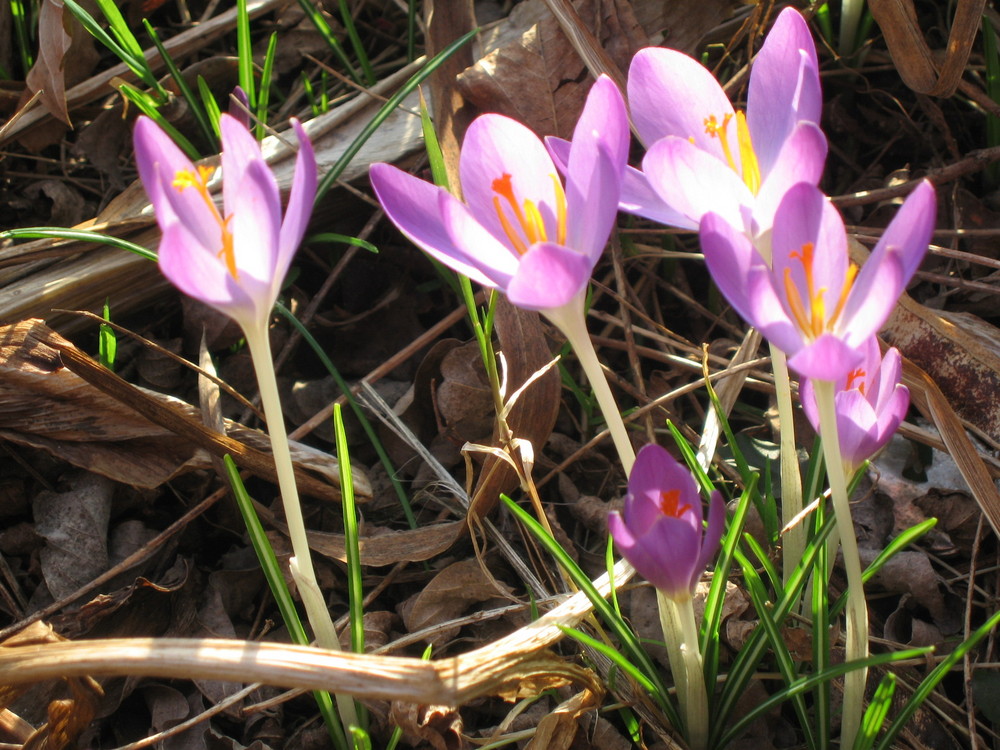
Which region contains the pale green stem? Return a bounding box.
[243,326,360,735]
[770,345,805,588]
[839,0,864,56]
[812,379,868,749]
[545,295,636,475]
[656,590,709,750]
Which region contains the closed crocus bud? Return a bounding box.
[608,443,725,601]
[800,337,909,472]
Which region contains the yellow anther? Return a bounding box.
[172,165,239,280]
[490,171,569,253]
[704,110,761,194]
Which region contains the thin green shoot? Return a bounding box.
[98,298,117,371]
[812,498,831,750]
[333,406,368,728]
[875,607,1000,748]
[854,672,896,750]
[197,76,223,139]
[501,495,680,726]
[296,0,363,84]
[143,20,219,151]
[559,624,659,695]
[256,32,279,139]
[303,71,330,116]
[737,547,816,749]
[63,0,163,94]
[10,0,34,75]
[0,228,157,262]
[309,233,379,254]
[717,645,933,748]
[117,82,201,159]
[814,3,834,49]
[406,0,417,61]
[275,303,418,530]
[223,456,348,750]
[236,0,256,109]
[830,518,938,618]
[315,28,478,203]
[338,0,375,85]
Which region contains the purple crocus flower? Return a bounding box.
[800,337,909,471]
[700,180,936,381]
[369,75,628,312]
[623,7,827,240]
[608,444,725,601]
[133,113,317,333]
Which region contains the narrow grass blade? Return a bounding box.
[315,29,478,202]
[256,31,279,139]
[855,672,896,750]
[223,456,348,750]
[338,0,375,85]
[236,0,256,108]
[297,0,362,83]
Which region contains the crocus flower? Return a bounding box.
[608,444,725,601]
[133,113,317,333]
[800,337,909,471]
[623,7,827,242]
[369,75,628,312]
[700,180,936,381]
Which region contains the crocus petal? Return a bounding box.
[460,115,562,246]
[370,163,514,288]
[700,212,761,323]
[134,117,221,253]
[628,48,737,161]
[866,180,937,285]
[839,255,904,347]
[833,388,880,466]
[786,333,864,380]
[220,113,264,217]
[643,137,753,232]
[746,8,821,173]
[625,444,704,530]
[158,222,256,322]
[872,347,903,412]
[753,123,827,236]
[507,242,593,311]
[619,165,697,229]
[744,267,807,355]
[619,515,704,598]
[229,158,282,288]
[564,76,628,259]
[277,119,318,281]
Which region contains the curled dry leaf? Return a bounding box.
[0,319,370,501]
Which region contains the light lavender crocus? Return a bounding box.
[800,337,909,472]
[700,180,936,381]
[133,113,316,332]
[369,75,628,312]
[623,7,826,241]
[609,444,725,601]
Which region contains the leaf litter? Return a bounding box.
[1,0,1000,748]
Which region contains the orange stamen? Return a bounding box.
[172,165,239,280]
[490,171,569,254]
[658,489,692,518]
[704,111,762,194]
[845,368,867,393]
[784,243,860,341]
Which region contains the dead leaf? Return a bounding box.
[400,559,513,645]
[388,702,463,750]
[24,0,97,128]
[457,0,647,139]
[305,520,465,567]
[524,688,600,750]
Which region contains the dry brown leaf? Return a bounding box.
[0,319,369,501]
[400,558,514,644]
[524,688,600,750]
[457,0,647,139]
[25,0,73,126]
[305,520,465,567]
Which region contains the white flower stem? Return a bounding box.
[656,590,709,750]
[770,345,805,587]
[243,326,360,734]
[545,297,635,475]
[812,379,867,749]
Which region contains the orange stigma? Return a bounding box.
[172,165,239,279]
[658,489,692,518]
[845,368,867,394]
[783,242,858,341]
[491,172,567,254]
[704,110,761,194]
